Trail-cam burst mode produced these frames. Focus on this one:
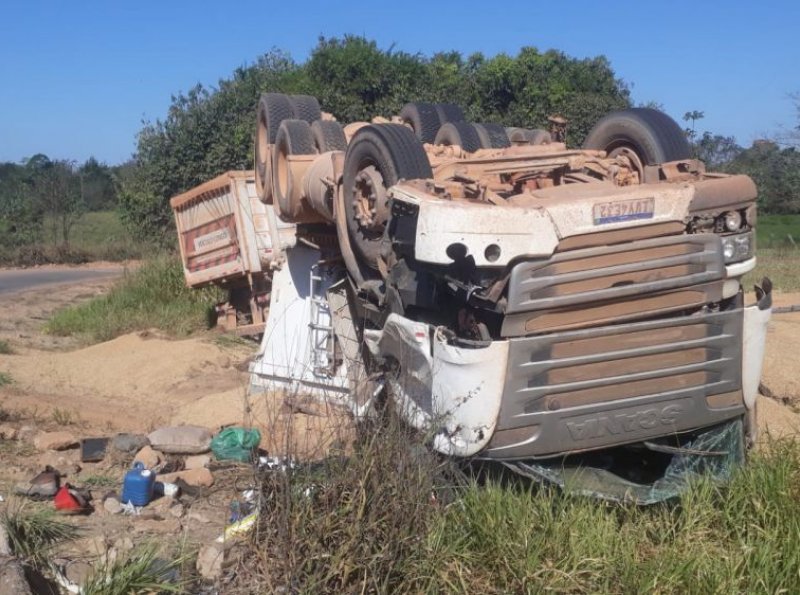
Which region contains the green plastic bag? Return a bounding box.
[210,427,261,463]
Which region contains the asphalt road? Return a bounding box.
[0,267,124,295]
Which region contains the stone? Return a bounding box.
[184,454,211,470]
[188,510,211,524]
[0,556,33,595]
[64,560,93,586]
[147,426,212,454]
[148,496,174,514]
[34,431,77,451]
[133,445,163,469]
[37,450,76,471]
[18,425,36,442]
[0,425,17,441]
[111,433,149,454]
[159,467,214,488]
[169,503,184,518]
[70,536,107,558]
[103,497,122,515]
[196,544,224,580]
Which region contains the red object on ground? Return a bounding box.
[53,485,82,512]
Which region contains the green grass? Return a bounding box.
[242,431,800,594]
[45,255,223,343]
[0,340,12,355]
[81,474,118,488]
[0,372,12,387]
[745,246,800,291]
[756,214,800,248]
[81,543,186,595]
[1,504,78,567]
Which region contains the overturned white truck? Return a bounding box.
[173,96,771,502]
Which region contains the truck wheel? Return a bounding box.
[434,122,483,152]
[399,102,442,144]
[507,127,552,145]
[474,123,511,148]
[343,124,432,267]
[255,93,293,202]
[273,119,316,220]
[434,103,466,123]
[289,95,322,123]
[311,120,348,152]
[582,107,691,166]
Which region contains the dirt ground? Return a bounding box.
[0,270,797,589]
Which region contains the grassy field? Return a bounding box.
[45,255,222,342]
[0,210,148,266]
[756,214,800,248]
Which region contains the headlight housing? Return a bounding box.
[721,231,753,264]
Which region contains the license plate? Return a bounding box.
[593,197,655,225]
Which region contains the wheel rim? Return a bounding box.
[351,165,389,236]
[608,145,645,182]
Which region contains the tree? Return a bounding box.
[120,37,632,240]
[27,156,85,247]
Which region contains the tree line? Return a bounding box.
[0,156,122,252]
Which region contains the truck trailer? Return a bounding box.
[173,96,771,502]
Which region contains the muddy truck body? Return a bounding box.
[172,98,771,500]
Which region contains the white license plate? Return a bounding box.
[593,197,655,225]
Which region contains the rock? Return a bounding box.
[169,503,184,518]
[34,431,77,451]
[0,556,33,595]
[111,433,149,454]
[37,450,76,471]
[196,544,224,580]
[112,537,134,555]
[0,425,17,441]
[188,510,211,524]
[184,454,211,470]
[69,536,107,558]
[147,426,212,454]
[103,497,122,515]
[65,560,93,586]
[159,467,214,488]
[148,496,174,515]
[133,445,164,469]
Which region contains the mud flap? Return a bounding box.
[742,278,772,443]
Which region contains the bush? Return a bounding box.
[45,255,223,342]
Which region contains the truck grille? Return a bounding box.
[502,234,725,335]
[485,307,743,459]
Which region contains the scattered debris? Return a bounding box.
[14,466,59,498]
[148,425,212,454]
[53,484,90,514]
[216,510,258,543]
[121,462,156,506]
[79,437,109,463]
[210,427,261,462]
[34,431,78,451]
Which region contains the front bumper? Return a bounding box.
[367,284,772,460]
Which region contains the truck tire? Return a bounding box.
[507,127,552,145]
[434,103,466,124]
[582,107,691,166]
[343,124,432,266]
[289,95,322,123]
[273,119,316,220]
[474,123,511,148]
[255,93,293,202]
[434,122,483,152]
[311,120,348,152]
[399,102,441,144]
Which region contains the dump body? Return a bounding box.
[170,171,294,288]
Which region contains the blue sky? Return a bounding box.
[0,0,797,164]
